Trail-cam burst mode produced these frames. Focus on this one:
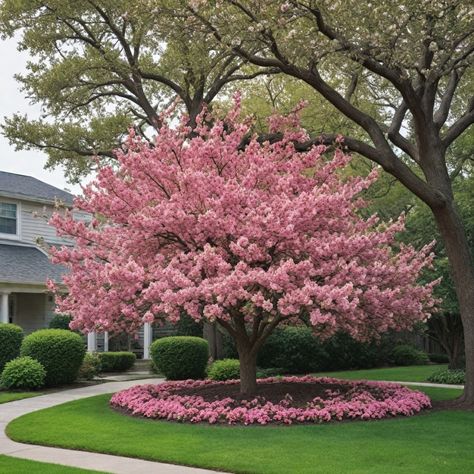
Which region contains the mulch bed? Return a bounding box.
[176,381,354,405]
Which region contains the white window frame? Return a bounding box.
[0,201,21,240]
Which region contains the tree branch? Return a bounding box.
[442,97,474,146]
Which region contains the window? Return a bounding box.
[0,202,17,235]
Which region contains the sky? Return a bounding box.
[0,35,83,194]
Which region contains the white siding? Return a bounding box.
[20,200,73,246]
[0,196,90,246]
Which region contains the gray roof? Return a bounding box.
[0,171,74,205]
[0,243,66,285]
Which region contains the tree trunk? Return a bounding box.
[432,202,474,406]
[448,343,464,370]
[428,313,464,370]
[237,349,258,396]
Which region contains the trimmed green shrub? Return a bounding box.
[320,332,392,371]
[258,327,327,373]
[150,336,208,380]
[428,352,450,364]
[48,314,73,330]
[0,323,24,371]
[0,356,45,390]
[98,351,136,372]
[20,329,85,386]
[78,352,101,380]
[390,344,429,366]
[208,358,240,381]
[427,368,465,384]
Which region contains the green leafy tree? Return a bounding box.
[0,0,277,181]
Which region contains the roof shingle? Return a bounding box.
[0,243,66,285]
[0,171,74,205]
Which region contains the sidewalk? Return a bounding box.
[0,378,221,474]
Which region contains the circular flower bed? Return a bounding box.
[110,376,431,425]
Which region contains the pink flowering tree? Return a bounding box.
[49,100,437,395]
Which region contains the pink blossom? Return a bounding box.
[110,376,431,425]
[48,100,437,339]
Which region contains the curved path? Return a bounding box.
[0,378,221,474]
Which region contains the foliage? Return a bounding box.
[0,323,23,372]
[208,359,240,381]
[257,327,326,373]
[78,353,101,380]
[428,369,465,385]
[225,327,394,373]
[48,103,437,394]
[176,313,203,337]
[0,0,271,181]
[0,356,46,390]
[98,352,136,372]
[20,329,85,386]
[111,376,431,425]
[390,345,429,366]
[48,314,73,330]
[150,336,209,380]
[429,353,450,364]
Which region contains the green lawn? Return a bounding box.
[315,364,448,382]
[0,455,103,473]
[6,385,471,474]
[0,391,43,404]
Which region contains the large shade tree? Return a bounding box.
[48,104,437,395]
[0,0,277,181]
[188,0,474,405]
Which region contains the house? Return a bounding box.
[0,171,78,334]
[0,170,163,357]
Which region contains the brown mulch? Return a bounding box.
[175,381,360,405]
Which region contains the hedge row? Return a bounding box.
[223,327,428,373]
[98,351,136,372]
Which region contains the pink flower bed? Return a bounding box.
[110,376,431,425]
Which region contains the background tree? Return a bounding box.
[48,104,437,395]
[190,0,474,406]
[0,0,277,181]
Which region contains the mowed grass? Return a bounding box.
[0,455,102,473]
[315,364,448,382]
[7,385,472,474]
[0,391,42,404]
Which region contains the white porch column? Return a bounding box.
[103,331,109,352]
[0,292,10,324]
[87,331,97,352]
[143,322,153,360]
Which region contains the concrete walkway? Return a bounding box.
[0,379,221,474]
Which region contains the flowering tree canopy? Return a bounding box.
[49,100,437,394]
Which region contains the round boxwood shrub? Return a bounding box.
[98,351,136,372]
[48,314,73,330]
[150,336,208,380]
[0,323,24,371]
[0,356,45,390]
[208,358,241,381]
[390,344,429,366]
[20,329,86,386]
